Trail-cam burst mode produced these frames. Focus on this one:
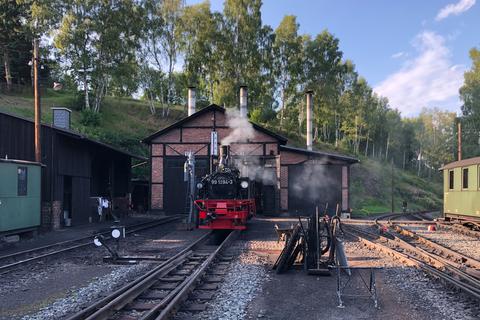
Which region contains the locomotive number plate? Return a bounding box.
[211,178,233,185]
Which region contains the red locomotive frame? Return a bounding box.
[194,199,256,230]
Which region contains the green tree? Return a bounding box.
[303,31,345,144]
[216,0,263,106]
[459,48,480,157]
[179,1,218,101]
[53,0,143,111]
[273,15,302,126]
[0,0,31,91]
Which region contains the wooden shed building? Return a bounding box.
[143,103,358,216]
[0,110,144,229]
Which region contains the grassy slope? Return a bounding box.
[0,89,185,157]
[350,158,442,216]
[0,90,443,214]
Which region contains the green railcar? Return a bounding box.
[441,156,480,221]
[0,159,42,234]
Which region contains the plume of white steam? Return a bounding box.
[221,108,255,145]
[291,161,336,202]
[234,157,276,185]
[220,108,276,185]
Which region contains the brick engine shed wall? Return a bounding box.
[149,108,281,213]
[279,149,351,214]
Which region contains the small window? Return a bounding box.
[17,166,28,196]
[463,168,469,189]
[449,170,454,189]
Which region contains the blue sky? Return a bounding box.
[186,0,479,117]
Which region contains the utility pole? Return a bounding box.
[391,159,394,213]
[457,121,462,161]
[33,38,41,162]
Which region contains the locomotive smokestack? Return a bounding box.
[306,90,313,151]
[240,86,248,118]
[188,86,196,116]
[219,145,230,168]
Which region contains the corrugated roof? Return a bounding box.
[439,156,480,170]
[142,104,288,144]
[0,158,44,166]
[0,110,146,160]
[279,145,359,164]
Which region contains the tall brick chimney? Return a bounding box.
[188,86,196,116]
[240,86,248,118]
[306,90,313,151]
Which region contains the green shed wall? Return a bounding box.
[0,162,41,232]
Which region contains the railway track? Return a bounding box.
[438,222,480,240]
[66,230,238,320]
[0,216,182,273]
[345,223,480,300]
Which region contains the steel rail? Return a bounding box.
[389,223,480,270]
[345,225,480,299]
[145,230,239,320]
[374,221,480,286]
[68,230,237,320]
[66,231,212,320]
[438,223,480,240]
[0,216,181,273]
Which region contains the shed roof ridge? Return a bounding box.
[279,145,359,163]
[142,104,288,144]
[0,110,145,160]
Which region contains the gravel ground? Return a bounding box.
[384,267,479,320]
[176,241,270,320]
[21,263,152,320]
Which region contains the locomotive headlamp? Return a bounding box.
[111,226,125,239]
[240,181,249,189]
[111,229,121,239]
[196,182,203,189]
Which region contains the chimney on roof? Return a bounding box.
[240,86,248,118]
[51,107,71,130]
[187,86,197,117]
[187,86,196,116]
[305,90,313,151]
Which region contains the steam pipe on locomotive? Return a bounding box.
[194,145,256,230]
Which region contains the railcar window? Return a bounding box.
[17,166,28,196]
[463,168,469,189]
[449,170,454,190]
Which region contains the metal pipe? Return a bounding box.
[306,90,313,151]
[187,86,196,116]
[240,86,247,118]
[219,145,230,168]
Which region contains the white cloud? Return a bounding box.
[374,31,464,116]
[391,51,406,59]
[436,0,476,21]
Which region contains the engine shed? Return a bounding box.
[143,103,358,216]
[0,110,144,230]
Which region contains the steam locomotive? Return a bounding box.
[194,145,256,230]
